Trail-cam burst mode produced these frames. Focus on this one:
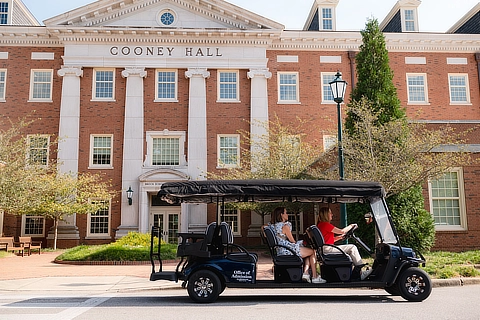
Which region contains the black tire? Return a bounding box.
[397,267,432,302]
[187,270,222,303]
[384,284,400,296]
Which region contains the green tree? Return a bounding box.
[341,18,442,252]
[346,18,405,131]
[29,172,116,250]
[0,117,117,249]
[340,99,471,196]
[0,118,50,214]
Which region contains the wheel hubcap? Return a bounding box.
[405,274,425,295]
[194,277,213,297]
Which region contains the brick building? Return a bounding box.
[1,0,480,251]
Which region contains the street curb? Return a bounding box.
[433,277,480,287]
[53,259,179,265]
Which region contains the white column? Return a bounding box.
[185,68,210,180]
[247,68,272,158]
[57,66,83,174]
[247,68,272,236]
[184,68,210,232]
[117,67,147,238]
[52,66,84,241]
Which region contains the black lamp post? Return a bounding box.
[126,186,134,205]
[329,71,348,228]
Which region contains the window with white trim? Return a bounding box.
[321,72,336,103]
[321,8,333,30]
[221,208,241,236]
[0,2,8,25]
[217,134,240,168]
[155,69,177,101]
[448,74,470,104]
[406,73,428,103]
[218,70,239,102]
[22,215,45,236]
[93,68,115,100]
[428,168,467,231]
[90,135,113,168]
[27,135,49,166]
[403,9,416,31]
[0,69,6,100]
[287,210,303,234]
[30,70,53,101]
[87,200,110,237]
[145,131,186,167]
[278,72,299,103]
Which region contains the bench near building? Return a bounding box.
[0,0,479,251]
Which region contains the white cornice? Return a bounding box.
[47,26,281,46]
[0,26,61,46]
[2,25,480,53]
[273,31,480,53]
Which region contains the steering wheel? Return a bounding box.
[343,224,358,239]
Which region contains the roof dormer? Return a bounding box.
[304,0,339,31]
[0,0,39,26]
[380,0,421,33]
[447,3,480,34]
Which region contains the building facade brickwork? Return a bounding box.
[1,0,480,251]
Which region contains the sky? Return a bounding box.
[22,0,480,32]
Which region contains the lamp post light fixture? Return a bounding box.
[329,70,348,228]
[126,186,134,205]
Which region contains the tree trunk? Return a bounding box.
[53,217,58,251]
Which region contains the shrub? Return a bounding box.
[56,232,177,261]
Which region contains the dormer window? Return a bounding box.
[304,0,339,31]
[322,8,333,30]
[380,0,420,33]
[403,9,416,31]
[0,2,8,25]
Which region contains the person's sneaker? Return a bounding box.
[311,276,327,284]
[361,268,373,280]
[302,273,311,283]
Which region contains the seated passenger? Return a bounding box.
[269,207,326,284]
[316,207,373,280]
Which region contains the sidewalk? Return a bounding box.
[0,252,479,293]
[0,251,275,292]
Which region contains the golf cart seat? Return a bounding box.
[176,222,218,258]
[220,222,258,263]
[306,225,353,282]
[261,225,303,282]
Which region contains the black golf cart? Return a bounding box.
[149,179,432,303]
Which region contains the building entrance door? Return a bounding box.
[150,205,180,244]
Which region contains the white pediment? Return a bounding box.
[43,0,284,30]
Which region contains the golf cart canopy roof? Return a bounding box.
[158,179,386,204]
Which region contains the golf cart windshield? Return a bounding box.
[370,198,397,244]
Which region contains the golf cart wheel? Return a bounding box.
[397,267,432,302]
[384,284,400,296]
[187,270,222,303]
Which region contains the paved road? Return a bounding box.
[2,286,480,320]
